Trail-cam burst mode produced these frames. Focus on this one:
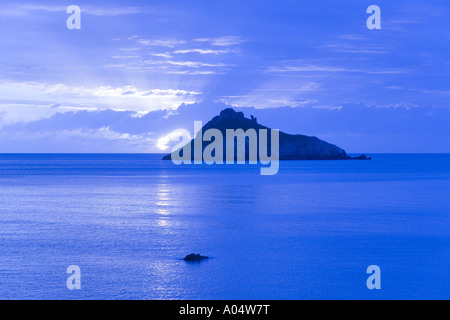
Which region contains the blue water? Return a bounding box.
[0,154,448,299]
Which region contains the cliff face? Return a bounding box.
[163,108,368,161]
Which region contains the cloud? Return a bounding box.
[266,63,407,75]
[0,126,157,153]
[138,39,186,48]
[318,43,390,54]
[2,82,201,99]
[338,34,367,41]
[174,49,229,55]
[129,59,230,74]
[167,70,217,75]
[194,36,244,46]
[108,35,240,76]
[0,81,204,119]
[0,4,66,16]
[141,89,202,96]
[164,61,229,68]
[151,53,172,59]
[0,4,152,17]
[82,6,151,16]
[267,64,352,73]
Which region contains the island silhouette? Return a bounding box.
[163,108,369,161]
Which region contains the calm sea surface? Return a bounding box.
[0,153,448,299]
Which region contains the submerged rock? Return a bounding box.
[350,154,371,160]
[184,253,209,262]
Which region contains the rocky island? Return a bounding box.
[163,108,369,161]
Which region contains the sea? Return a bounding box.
[0,153,448,300]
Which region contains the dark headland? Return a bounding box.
[163,108,370,161]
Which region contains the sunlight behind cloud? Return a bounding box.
[157,129,191,151]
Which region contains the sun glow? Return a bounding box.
[157,129,191,151]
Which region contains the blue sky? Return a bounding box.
[0,0,449,152]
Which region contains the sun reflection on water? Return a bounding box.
[155,184,172,227]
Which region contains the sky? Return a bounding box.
[0,0,449,153]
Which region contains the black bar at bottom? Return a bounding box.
[0,299,439,318]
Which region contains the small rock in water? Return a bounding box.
[184,253,209,262]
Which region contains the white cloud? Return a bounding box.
[151,53,172,59]
[0,81,204,122]
[267,64,353,73]
[369,102,419,110]
[220,80,322,109]
[167,70,217,75]
[1,82,201,99]
[83,6,151,16]
[165,61,229,68]
[194,36,244,46]
[0,4,151,17]
[0,102,57,125]
[174,49,229,55]
[318,43,389,54]
[105,56,229,74]
[119,47,141,52]
[138,39,186,48]
[338,34,367,41]
[266,63,407,75]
